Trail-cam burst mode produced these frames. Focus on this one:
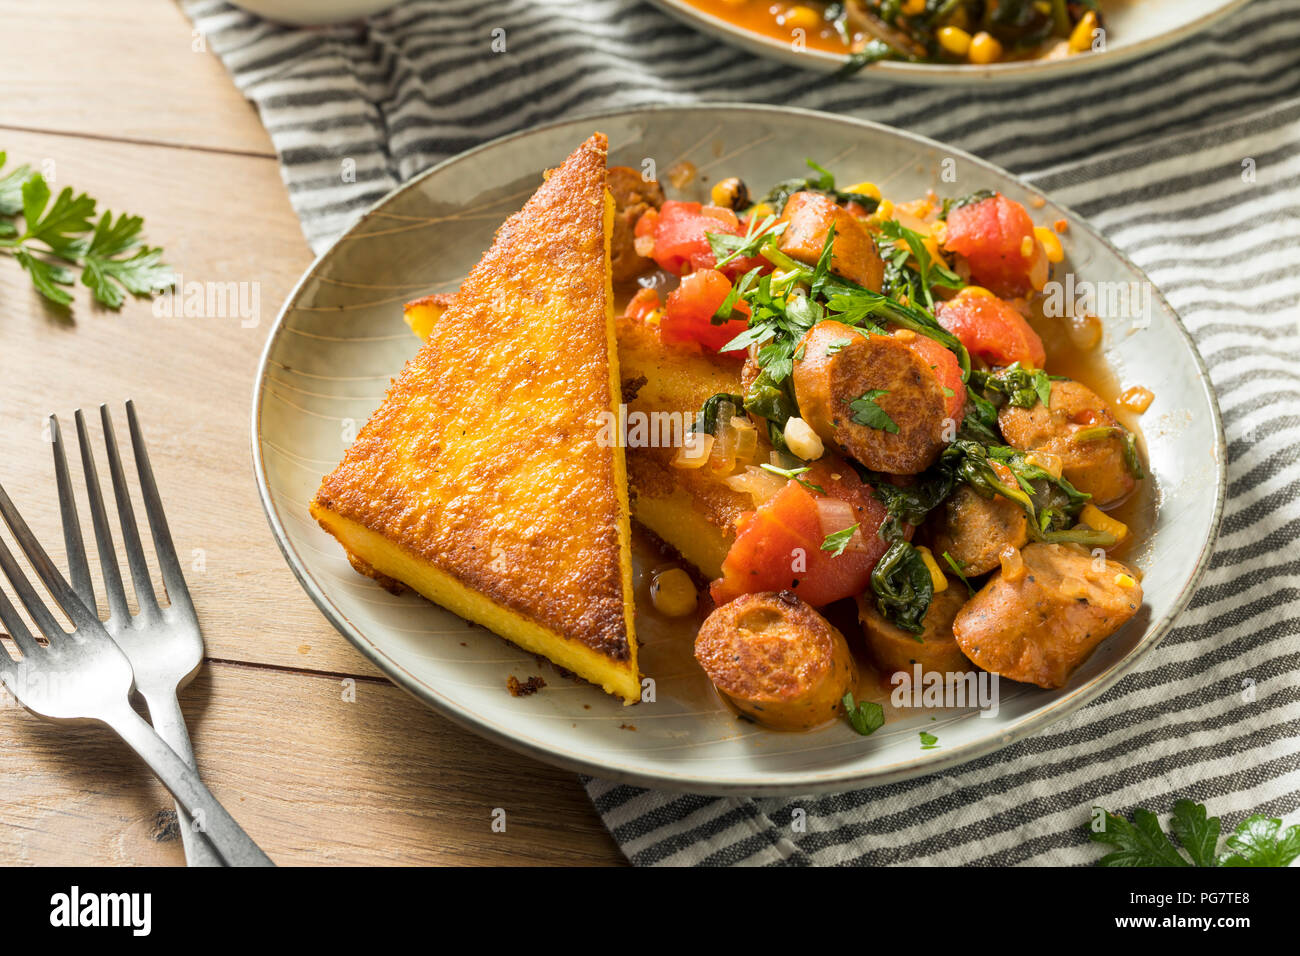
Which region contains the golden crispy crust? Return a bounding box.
[313,134,637,674]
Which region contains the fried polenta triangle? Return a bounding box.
[311,134,640,702]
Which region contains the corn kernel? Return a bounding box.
[937,26,971,57]
[968,32,1003,65]
[1020,234,1035,258]
[1034,225,1064,263]
[650,568,698,617]
[957,285,995,299]
[1070,11,1099,54]
[783,5,821,31]
[902,0,926,15]
[843,181,882,201]
[1080,503,1129,544]
[748,201,773,219]
[916,546,948,593]
[873,198,894,222]
[1114,572,1137,590]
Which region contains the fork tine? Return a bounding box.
[50,415,96,612]
[125,401,192,610]
[0,577,45,659]
[75,410,131,623]
[99,405,159,614]
[0,488,97,637]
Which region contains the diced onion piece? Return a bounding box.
[1025,450,1064,479]
[816,498,869,553]
[1118,385,1155,414]
[1063,311,1102,350]
[998,545,1026,582]
[783,416,824,461]
[723,466,788,506]
[728,416,758,465]
[672,433,713,469]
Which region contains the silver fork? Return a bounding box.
[50,403,227,867]
[0,476,272,865]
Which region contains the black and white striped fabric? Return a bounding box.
[184,0,1300,864]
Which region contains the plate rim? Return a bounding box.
[250,102,1227,795]
[642,0,1254,84]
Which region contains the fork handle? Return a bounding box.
[142,691,224,868]
[105,705,274,867]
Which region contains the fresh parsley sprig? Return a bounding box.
[1090,799,1300,868]
[0,152,173,309]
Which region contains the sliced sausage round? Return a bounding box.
[776,191,885,291]
[857,585,975,679]
[997,379,1138,506]
[928,484,1030,577]
[792,321,952,475]
[952,542,1144,689]
[695,590,858,731]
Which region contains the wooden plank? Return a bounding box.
[0,128,392,679]
[0,661,624,865]
[0,0,275,156]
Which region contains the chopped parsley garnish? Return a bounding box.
[942,551,976,596]
[821,523,860,557]
[759,462,825,495]
[842,693,885,736]
[920,731,939,749]
[878,218,964,309]
[1090,799,1300,868]
[846,389,898,433]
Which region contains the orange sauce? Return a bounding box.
[684,0,859,55]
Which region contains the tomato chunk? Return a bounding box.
[710,464,894,608]
[936,292,1047,369]
[623,286,660,323]
[944,194,1043,298]
[635,200,769,279]
[662,269,750,354]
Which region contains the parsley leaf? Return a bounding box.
[1089,801,1300,867]
[920,731,939,749]
[1169,799,1220,867]
[842,693,884,736]
[1091,807,1191,867]
[0,152,31,216]
[0,159,173,310]
[1220,815,1300,867]
[847,389,899,433]
[821,523,860,557]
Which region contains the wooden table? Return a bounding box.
[0,0,624,866]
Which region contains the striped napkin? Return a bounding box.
[184,0,1300,865]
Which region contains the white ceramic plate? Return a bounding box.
[645,0,1252,84]
[252,105,1225,795]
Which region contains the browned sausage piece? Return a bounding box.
[695,590,858,731]
[952,542,1143,689]
[998,380,1137,506]
[777,191,885,292]
[857,585,975,679]
[928,485,1030,576]
[607,165,664,285]
[792,320,949,475]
